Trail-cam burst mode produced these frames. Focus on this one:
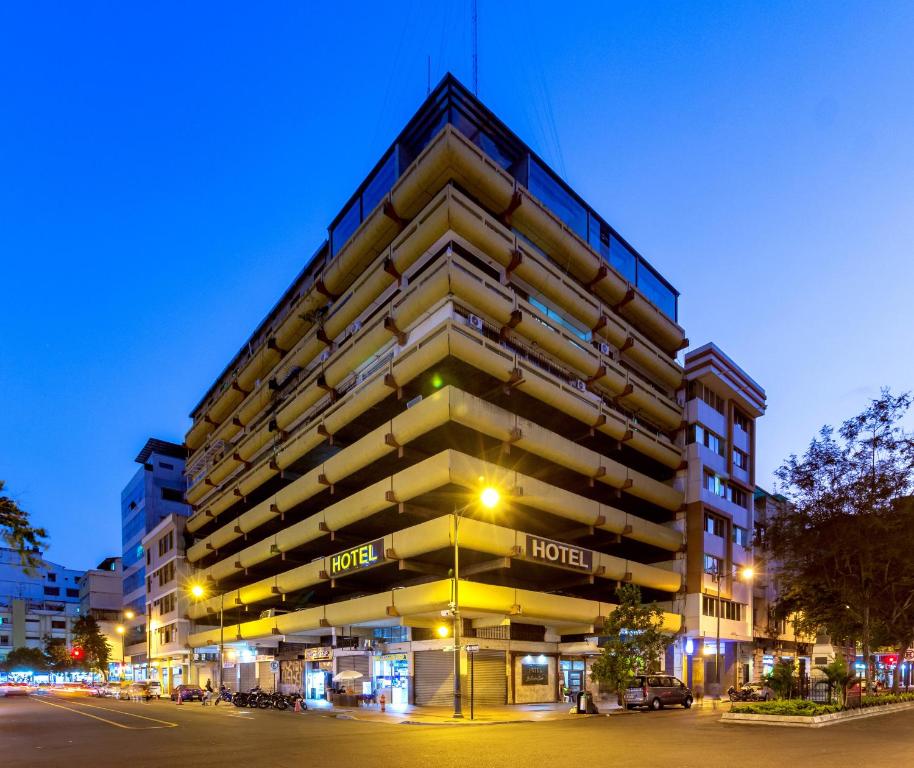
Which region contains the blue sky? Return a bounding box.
[1,2,912,570]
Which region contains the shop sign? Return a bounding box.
[255,654,275,662]
[525,535,592,571]
[379,653,408,662]
[329,538,385,578]
[521,663,549,685]
[303,646,333,661]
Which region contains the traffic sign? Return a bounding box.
[465,644,480,653]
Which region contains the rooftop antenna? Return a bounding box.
[427,54,431,95]
[471,0,478,95]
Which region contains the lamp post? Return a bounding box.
[190,584,224,688]
[115,625,126,681]
[712,564,754,695]
[450,486,500,719]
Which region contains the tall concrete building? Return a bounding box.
[183,74,692,706]
[677,344,766,695]
[0,547,84,662]
[120,438,189,678]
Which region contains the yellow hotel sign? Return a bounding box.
[329,538,385,578]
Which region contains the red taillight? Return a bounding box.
[643,684,649,697]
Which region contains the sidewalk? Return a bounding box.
[306,699,593,725]
[304,696,734,725]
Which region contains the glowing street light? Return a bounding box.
[449,485,502,718]
[189,582,225,688]
[115,625,125,635]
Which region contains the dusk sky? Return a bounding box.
[1,2,912,571]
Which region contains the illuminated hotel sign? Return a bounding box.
[525,535,592,572]
[329,538,385,578]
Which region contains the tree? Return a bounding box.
[0,646,49,673]
[0,480,47,572]
[771,390,914,695]
[589,583,676,706]
[43,636,74,674]
[816,656,858,708]
[71,615,111,681]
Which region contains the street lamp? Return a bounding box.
[190,583,225,688]
[709,563,754,696]
[450,485,501,719]
[115,625,126,680]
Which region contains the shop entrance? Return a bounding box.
[374,653,409,705]
[561,660,586,700]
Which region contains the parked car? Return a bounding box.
[170,684,204,702]
[0,682,32,697]
[128,681,161,700]
[624,674,693,710]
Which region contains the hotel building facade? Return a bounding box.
[182,75,753,706]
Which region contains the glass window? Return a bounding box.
[47,573,57,583]
[733,526,749,548]
[688,382,725,414]
[331,198,361,257]
[528,158,587,239]
[703,554,722,575]
[609,236,637,284]
[691,424,725,457]
[636,261,677,320]
[361,151,397,216]
[704,470,726,498]
[704,512,725,538]
[529,296,592,342]
[733,447,748,470]
[44,586,60,596]
[728,487,749,510]
[734,411,750,433]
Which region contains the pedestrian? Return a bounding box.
[215,682,227,706]
[203,678,214,706]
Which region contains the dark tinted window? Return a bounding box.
[648,676,661,686]
[528,158,587,239]
[331,198,361,256]
[362,151,397,215]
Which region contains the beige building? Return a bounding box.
[182,75,691,706]
[142,514,201,693]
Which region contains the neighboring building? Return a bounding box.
[182,74,690,706]
[78,556,130,679]
[120,438,189,679]
[143,514,202,693]
[0,547,84,662]
[677,343,766,695]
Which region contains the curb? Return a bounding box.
[722,700,914,728]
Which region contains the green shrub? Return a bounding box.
[732,693,914,717]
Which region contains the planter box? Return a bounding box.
[721,700,914,728]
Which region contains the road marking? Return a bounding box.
[31,696,178,729]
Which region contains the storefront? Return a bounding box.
[514,653,557,704]
[374,653,410,705]
[303,646,333,700]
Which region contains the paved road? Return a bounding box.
[3,693,914,768]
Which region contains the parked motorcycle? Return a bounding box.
[285,691,308,711]
[728,684,770,702]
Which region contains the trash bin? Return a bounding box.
[576,691,588,714]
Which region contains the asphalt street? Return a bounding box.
[3,693,914,768]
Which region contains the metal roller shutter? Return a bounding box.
[469,650,506,705]
[336,654,371,677]
[415,650,454,706]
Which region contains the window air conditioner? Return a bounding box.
[319,350,330,363]
[573,379,587,392]
[598,342,611,357]
[467,314,483,331]
[349,320,362,336]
